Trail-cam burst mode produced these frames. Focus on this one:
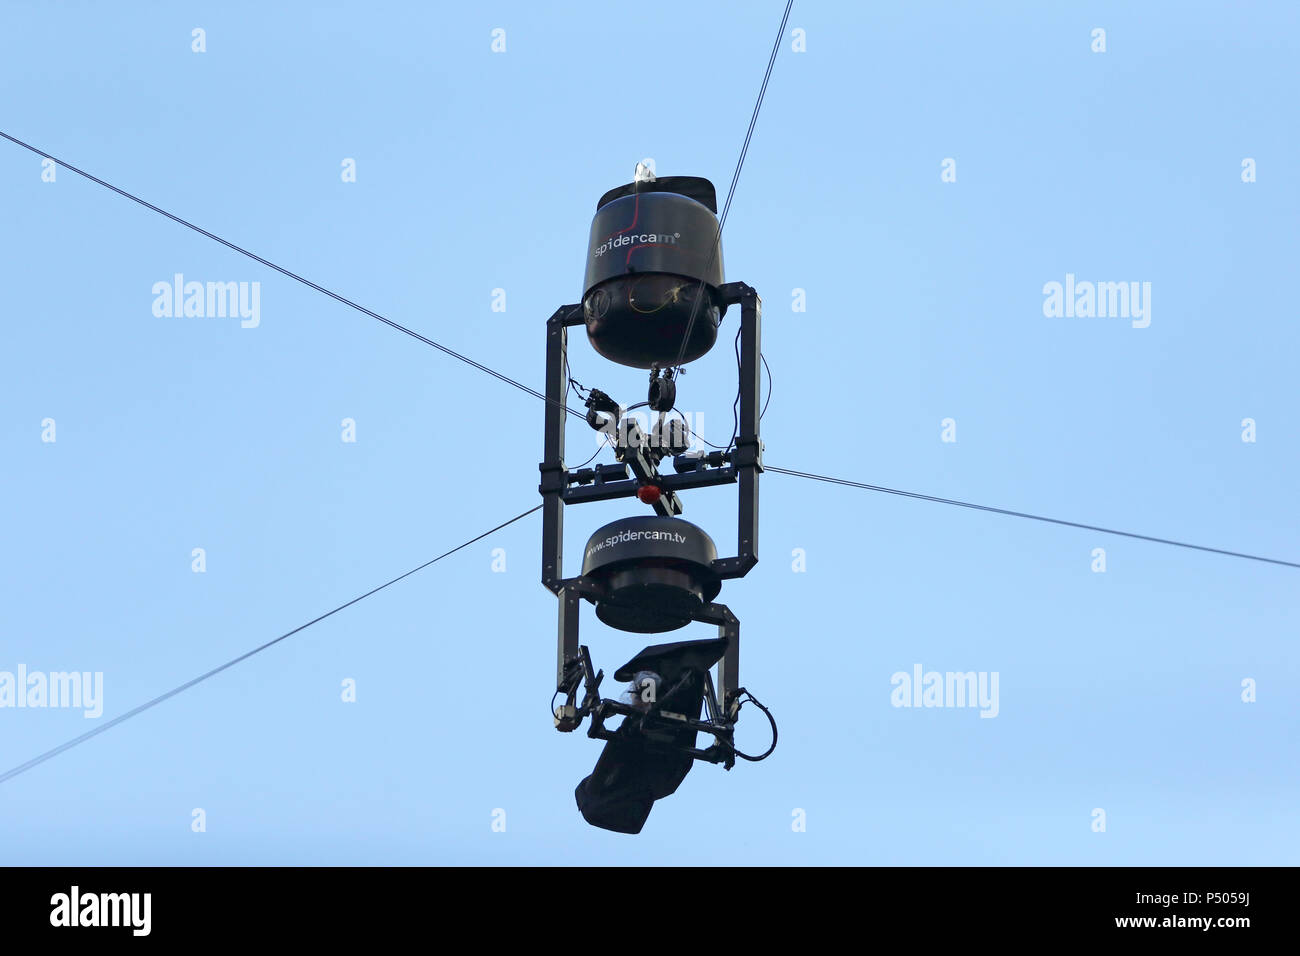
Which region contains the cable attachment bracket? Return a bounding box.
[647,364,676,412]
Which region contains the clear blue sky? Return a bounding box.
[2,1,1296,864]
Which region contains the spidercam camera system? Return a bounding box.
[539,171,776,834]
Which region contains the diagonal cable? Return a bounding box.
[0,504,543,786]
[670,0,794,372]
[766,465,1300,570]
[0,130,585,420]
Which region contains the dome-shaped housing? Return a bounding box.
[582,176,725,369]
[581,516,722,633]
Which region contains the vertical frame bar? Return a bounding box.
[734,287,762,574]
[540,308,575,593]
[696,601,741,711]
[556,587,581,687]
[716,610,740,710]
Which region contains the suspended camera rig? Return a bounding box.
[537,174,774,834]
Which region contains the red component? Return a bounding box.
[637,484,662,505]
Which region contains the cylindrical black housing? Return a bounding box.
[581,516,722,633]
[582,176,724,369]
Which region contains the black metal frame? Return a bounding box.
[539,282,763,749]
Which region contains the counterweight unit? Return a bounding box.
[581,176,725,368]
